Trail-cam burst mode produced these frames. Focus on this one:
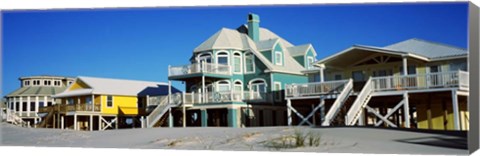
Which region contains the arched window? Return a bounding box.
[198,53,212,64]
[244,52,255,73]
[250,79,267,93]
[233,52,242,73]
[217,80,230,92]
[216,51,229,65]
[234,80,243,92]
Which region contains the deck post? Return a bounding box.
[168,107,173,128]
[19,97,23,116]
[311,104,316,125]
[89,115,93,131]
[168,81,172,104]
[98,115,102,131]
[35,96,39,117]
[201,109,208,127]
[451,90,460,130]
[202,76,205,103]
[74,114,77,130]
[61,115,64,129]
[403,92,410,128]
[115,116,119,129]
[13,97,17,114]
[319,64,325,82]
[182,101,186,128]
[358,109,365,126]
[287,99,292,126]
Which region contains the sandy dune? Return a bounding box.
[0,123,468,155]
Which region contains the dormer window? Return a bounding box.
[44,80,51,86]
[307,57,314,69]
[275,51,283,65]
[24,80,30,86]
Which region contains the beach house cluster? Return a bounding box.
[3,13,469,131]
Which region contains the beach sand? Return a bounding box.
[0,123,468,155]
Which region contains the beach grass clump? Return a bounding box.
[263,130,322,150]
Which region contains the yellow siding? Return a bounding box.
[101,95,138,115]
[416,103,429,129]
[69,80,89,91]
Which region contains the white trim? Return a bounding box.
[275,51,283,65]
[196,52,213,63]
[306,56,314,69]
[244,52,256,74]
[232,51,243,74]
[233,80,244,99]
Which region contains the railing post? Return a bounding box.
[182,91,186,104]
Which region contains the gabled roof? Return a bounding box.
[53,76,174,97]
[384,38,467,59]
[287,44,314,57]
[255,39,279,51]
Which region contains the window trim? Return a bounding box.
[233,52,243,74]
[215,51,229,65]
[244,52,256,74]
[275,51,283,65]
[216,80,231,92]
[106,95,114,108]
[306,56,314,69]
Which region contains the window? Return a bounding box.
[107,95,113,107]
[217,81,230,92]
[245,52,255,73]
[307,57,314,69]
[399,66,417,75]
[54,80,61,86]
[449,61,467,71]
[275,51,283,65]
[67,98,74,105]
[334,74,343,80]
[216,52,229,65]
[250,79,267,94]
[352,71,365,82]
[86,97,92,105]
[274,82,282,101]
[234,81,243,92]
[24,80,30,86]
[44,80,51,86]
[198,53,212,63]
[30,102,35,111]
[22,102,27,111]
[233,52,242,73]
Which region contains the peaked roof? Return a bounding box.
[384,38,467,59]
[53,76,174,97]
[255,38,279,51]
[6,86,67,97]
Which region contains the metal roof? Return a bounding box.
[384,38,467,59]
[287,44,313,57]
[53,76,175,97]
[5,86,68,97]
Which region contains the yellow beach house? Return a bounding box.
[42,76,179,131]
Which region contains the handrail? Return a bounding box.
[146,96,170,127]
[285,80,350,97]
[345,77,373,125]
[371,71,468,91]
[322,79,353,126]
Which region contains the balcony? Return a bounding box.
[371,71,469,92]
[168,62,232,80]
[171,91,274,105]
[285,80,350,98]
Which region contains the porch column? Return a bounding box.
[89,115,93,131]
[287,99,292,126]
[168,108,173,128]
[201,109,208,127]
[228,108,238,128]
[74,114,77,130]
[358,109,365,126]
[403,92,410,128]
[168,81,172,104]
[319,64,325,82]
[98,115,102,131]
[35,96,39,115]
[311,104,316,125]
[19,97,23,115]
[451,90,460,130]
[13,97,17,112]
[43,96,48,107]
[91,95,95,112]
[27,96,31,117]
[402,55,408,76]
[202,76,205,103]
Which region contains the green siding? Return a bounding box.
[271,73,308,90]
[294,56,304,67]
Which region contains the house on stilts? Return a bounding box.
[166,13,317,127]
[38,76,179,131]
[285,38,469,131]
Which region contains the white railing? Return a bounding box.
[322,79,353,126]
[168,91,272,105]
[371,71,469,92]
[168,62,232,77]
[345,77,373,125]
[6,109,27,127]
[285,80,350,97]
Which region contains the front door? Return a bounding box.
[352,70,366,92]
[428,65,442,87]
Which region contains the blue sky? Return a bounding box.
[2,2,468,95]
